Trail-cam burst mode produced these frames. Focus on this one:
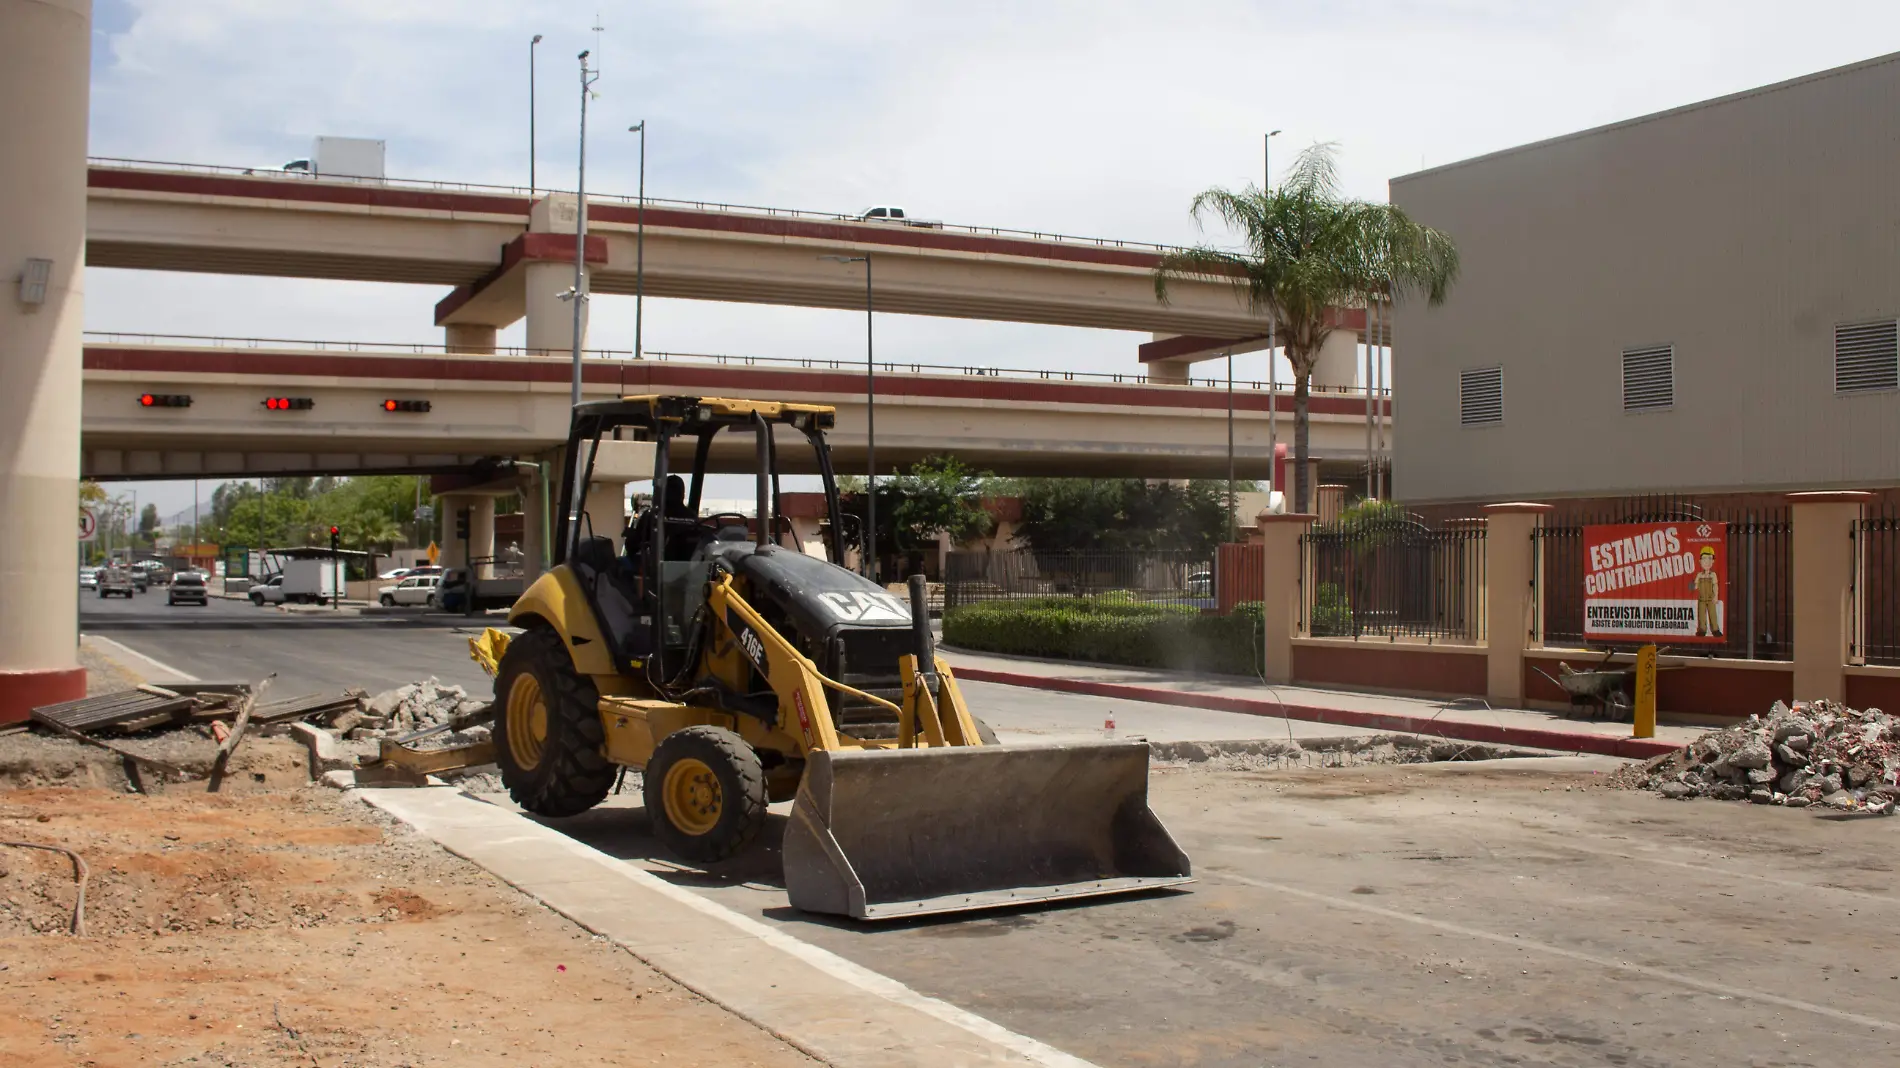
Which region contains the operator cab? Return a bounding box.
[555,396,863,680]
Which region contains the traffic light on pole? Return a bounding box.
[329,525,340,552]
[139,393,192,408]
[262,396,315,411]
[454,508,470,541]
[381,398,432,413]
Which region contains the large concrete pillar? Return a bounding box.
[1312,329,1359,390]
[469,496,496,579]
[1,0,90,721]
[444,323,497,354]
[525,194,586,358]
[521,466,548,582]
[1481,503,1553,706]
[1787,491,1870,703]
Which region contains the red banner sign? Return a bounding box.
[1582,521,1727,644]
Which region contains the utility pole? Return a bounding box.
[1226,349,1236,543]
[563,50,600,409]
[630,121,647,360]
[820,254,876,578]
[529,34,542,194]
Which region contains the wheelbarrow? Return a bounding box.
[1532,648,1681,721]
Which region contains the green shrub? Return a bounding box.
[943,597,1263,677]
[1310,581,1352,637]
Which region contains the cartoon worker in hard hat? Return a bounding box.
[1692,545,1722,637]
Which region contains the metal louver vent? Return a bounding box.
[1459,365,1503,426]
[1621,345,1674,411]
[1836,320,1898,393]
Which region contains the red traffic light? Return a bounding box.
[139,393,192,408]
[263,396,315,411]
[382,398,432,413]
[329,525,340,536]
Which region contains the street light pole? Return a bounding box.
[1264,129,1282,502]
[529,34,542,195]
[819,253,875,578]
[565,50,599,409]
[1226,349,1236,543]
[629,121,646,360]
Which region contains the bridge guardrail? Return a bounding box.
[82,331,1394,398]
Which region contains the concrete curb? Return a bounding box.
[953,667,1684,760]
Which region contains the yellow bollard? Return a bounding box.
[1633,644,1657,739]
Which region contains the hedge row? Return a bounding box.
[942,597,1264,677]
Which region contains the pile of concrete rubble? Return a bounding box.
[335,678,492,748]
[1636,700,1900,813]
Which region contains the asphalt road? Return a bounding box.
[540,760,1900,1068]
[79,590,497,697]
[80,591,1384,743]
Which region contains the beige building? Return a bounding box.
[1391,52,1900,504]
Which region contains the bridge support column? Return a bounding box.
[0,0,91,722]
[1312,329,1359,390]
[524,261,585,358]
[521,468,548,582]
[469,496,495,580]
[445,323,497,354]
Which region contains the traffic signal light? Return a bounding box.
[329,525,341,552]
[139,393,192,408]
[381,398,432,413]
[454,508,470,540]
[262,396,315,411]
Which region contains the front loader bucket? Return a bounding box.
[782,742,1191,921]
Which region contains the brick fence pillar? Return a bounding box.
[1787,491,1871,703]
[1481,503,1553,706]
[1257,511,1316,684]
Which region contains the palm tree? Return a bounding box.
[1154,143,1459,514]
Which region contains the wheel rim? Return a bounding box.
[505,673,549,770]
[662,758,723,836]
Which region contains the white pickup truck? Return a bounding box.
[859,205,942,229]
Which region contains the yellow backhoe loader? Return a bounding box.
[443,395,1190,919]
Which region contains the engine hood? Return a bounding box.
[713,544,914,639]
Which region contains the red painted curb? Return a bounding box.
[952,666,1685,761]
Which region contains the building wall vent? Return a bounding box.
[1621,344,1674,411]
[1459,365,1503,426]
[1836,320,1898,394]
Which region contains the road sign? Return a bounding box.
[1583,521,1728,644]
[414,505,434,521]
[78,507,98,542]
[426,541,440,565]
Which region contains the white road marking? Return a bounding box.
[1212,869,1900,1033]
[82,634,200,683]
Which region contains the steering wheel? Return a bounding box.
[700,512,751,534]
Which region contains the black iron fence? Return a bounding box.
[1533,498,1792,660]
[1300,513,1486,641]
[1857,509,1900,666]
[943,550,1215,612]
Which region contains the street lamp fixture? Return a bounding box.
[819,254,876,579]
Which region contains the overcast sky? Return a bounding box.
[87,1,1900,518]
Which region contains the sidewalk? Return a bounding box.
[939,646,1700,759]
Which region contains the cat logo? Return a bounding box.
[727,608,769,679]
[817,590,910,623]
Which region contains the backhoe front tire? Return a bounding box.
[643,726,766,865]
[493,626,615,818]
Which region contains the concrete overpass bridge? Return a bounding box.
[85,159,1294,361]
[80,335,1391,482]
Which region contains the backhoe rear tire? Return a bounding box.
[493,626,615,818]
[643,726,766,865]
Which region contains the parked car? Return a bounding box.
[97,567,135,598]
[79,567,99,590]
[377,573,441,607]
[248,575,288,606]
[377,567,413,581]
[167,571,209,606]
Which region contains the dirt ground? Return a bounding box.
[0,779,817,1068]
